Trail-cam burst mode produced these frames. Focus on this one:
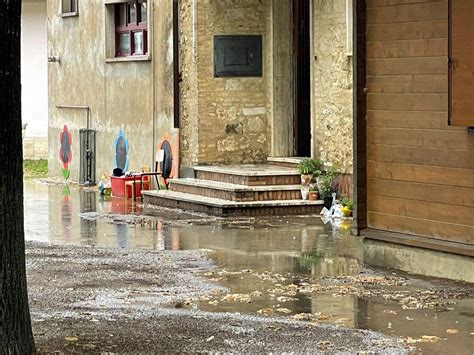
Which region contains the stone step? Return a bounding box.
[142,190,324,217]
[266,156,307,168]
[169,178,303,201]
[194,164,300,186]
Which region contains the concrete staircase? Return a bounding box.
[142,157,323,217]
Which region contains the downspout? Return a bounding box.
[173,0,180,129]
[151,0,157,175]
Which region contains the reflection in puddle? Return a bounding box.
[24,181,474,354]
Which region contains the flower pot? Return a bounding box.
[301,187,310,200]
[323,196,333,209]
[308,191,318,200]
[301,174,313,186]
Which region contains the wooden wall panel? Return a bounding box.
[450,0,474,126]
[366,0,474,246]
[368,161,474,188]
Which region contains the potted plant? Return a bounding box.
[340,197,353,217]
[317,168,337,209]
[308,186,318,200]
[297,158,322,186]
[300,185,310,200]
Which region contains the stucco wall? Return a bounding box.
[312,0,353,173]
[47,0,175,182]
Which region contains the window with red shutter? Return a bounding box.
[115,0,148,57]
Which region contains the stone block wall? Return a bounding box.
[180,0,272,167]
[312,0,353,174]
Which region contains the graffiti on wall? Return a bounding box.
[114,130,129,172]
[59,125,72,180]
[156,132,179,181]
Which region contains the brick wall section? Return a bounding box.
[143,194,323,216]
[170,183,302,201]
[196,171,300,186]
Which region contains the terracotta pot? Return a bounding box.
[301,174,313,186]
[308,191,318,200]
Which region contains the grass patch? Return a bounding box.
[24,159,48,178]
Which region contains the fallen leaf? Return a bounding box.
[257,308,273,315]
[276,308,292,314]
[421,335,442,342]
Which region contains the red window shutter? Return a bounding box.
[450,1,474,127]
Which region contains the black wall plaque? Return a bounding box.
[214,35,262,77]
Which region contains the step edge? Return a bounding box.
[194,165,300,177]
[142,190,324,208]
[169,179,303,192]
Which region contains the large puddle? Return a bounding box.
[24,180,474,354]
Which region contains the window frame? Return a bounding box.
[114,0,148,58]
[61,0,79,17]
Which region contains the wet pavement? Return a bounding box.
[24,180,474,354]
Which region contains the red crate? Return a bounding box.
[111,176,149,198]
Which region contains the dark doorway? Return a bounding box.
[292,0,311,157]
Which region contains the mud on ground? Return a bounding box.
[27,242,408,353]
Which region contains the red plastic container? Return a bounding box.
[111,176,149,198]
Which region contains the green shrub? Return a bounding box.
[297,158,322,176]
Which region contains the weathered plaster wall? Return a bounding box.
[47,0,174,182]
[312,0,353,173]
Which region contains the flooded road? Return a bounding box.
[24,180,474,354]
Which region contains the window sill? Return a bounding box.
[61,12,79,18]
[105,55,151,63]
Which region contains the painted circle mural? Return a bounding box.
[160,140,173,179]
[114,130,129,172]
[59,125,72,180]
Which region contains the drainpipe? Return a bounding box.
[151,1,157,176]
[173,0,180,129]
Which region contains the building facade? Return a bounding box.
[47,0,353,183]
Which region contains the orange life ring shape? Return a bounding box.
[156,132,179,180]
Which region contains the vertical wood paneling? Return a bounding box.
[449,1,474,127]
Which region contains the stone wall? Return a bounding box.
[180,0,272,167]
[179,0,200,169]
[312,0,353,173]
